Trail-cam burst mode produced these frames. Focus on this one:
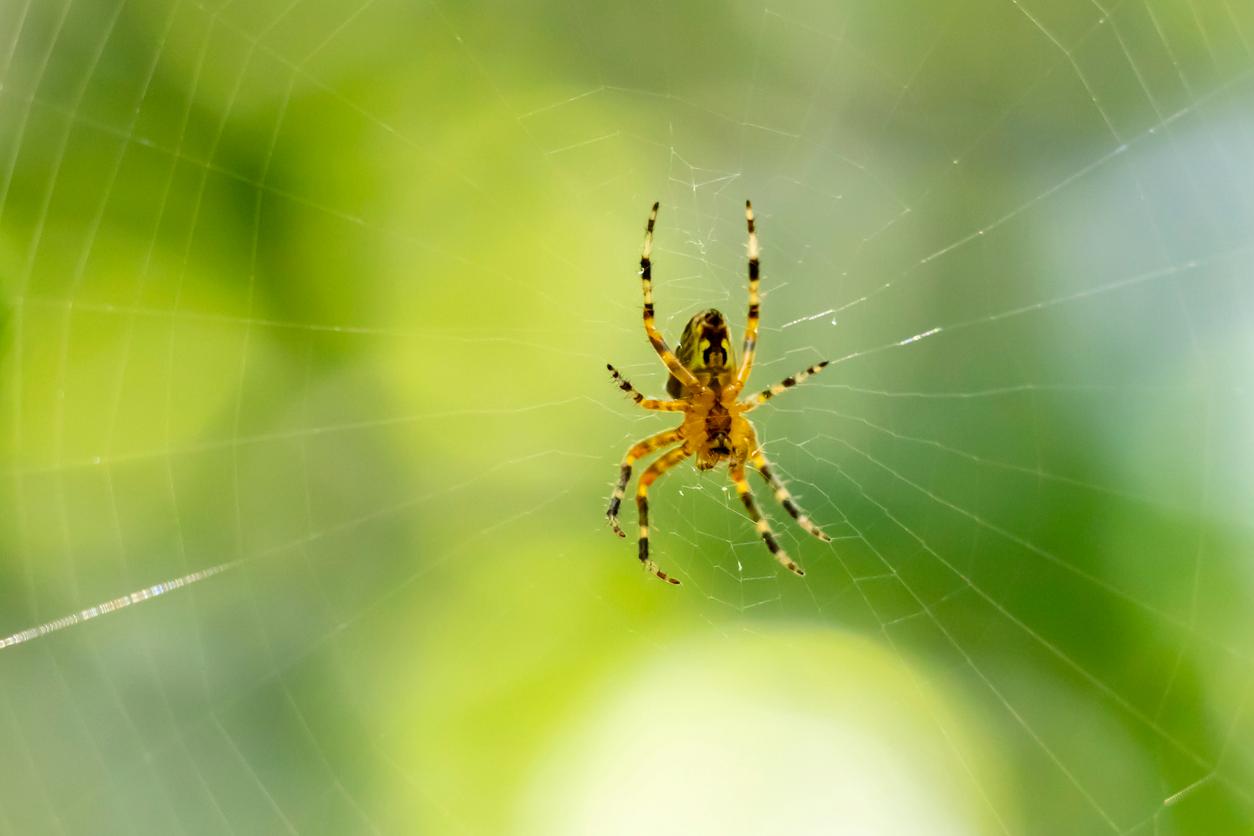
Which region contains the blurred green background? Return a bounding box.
[2,0,1253,833]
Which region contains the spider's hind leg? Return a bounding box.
[639,202,703,392]
[735,200,762,389]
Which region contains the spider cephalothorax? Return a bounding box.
[605,201,832,584]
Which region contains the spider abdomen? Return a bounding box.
[666,308,737,397]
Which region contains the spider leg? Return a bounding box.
[734,200,761,390]
[607,428,683,537]
[640,202,703,392]
[751,449,831,543]
[741,360,829,412]
[605,364,685,411]
[730,462,804,576]
[636,445,690,585]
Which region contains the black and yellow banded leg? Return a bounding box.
[640,202,702,392]
[636,445,690,585]
[730,463,804,576]
[751,451,831,543]
[606,428,683,537]
[735,200,762,389]
[605,364,685,411]
[741,360,830,412]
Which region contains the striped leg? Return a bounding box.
[751,450,831,543]
[636,445,690,585]
[730,462,804,576]
[607,428,683,537]
[741,360,829,412]
[734,200,761,389]
[606,363,685,411]
[640,202,702,392]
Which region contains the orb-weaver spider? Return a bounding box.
[606,201,832,584]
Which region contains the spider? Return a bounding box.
[605,200,832,585]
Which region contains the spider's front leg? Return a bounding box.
[730,462,804,576]
[751,449,831,543]
[636,446,690,585]
[606,428,682,537]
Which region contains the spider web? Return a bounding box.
[2,0,1253,833]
